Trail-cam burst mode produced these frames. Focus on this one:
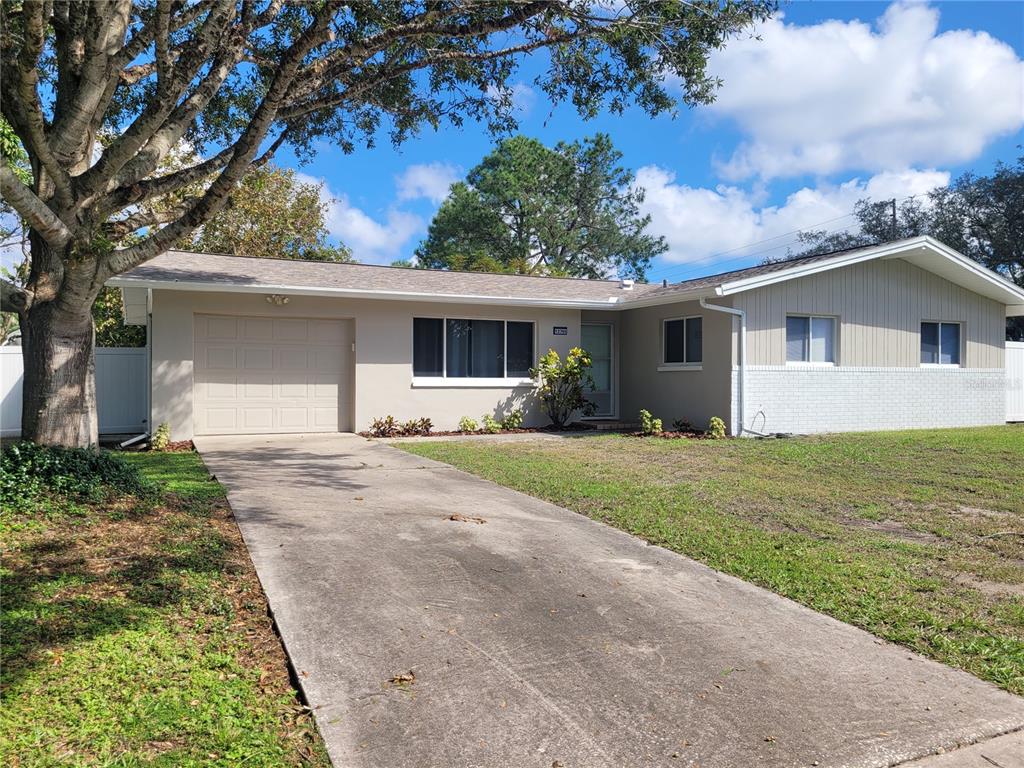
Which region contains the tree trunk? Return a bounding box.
[19,239,102,448]
[21,300,99,447]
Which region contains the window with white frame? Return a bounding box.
[786,315,835,363]
[662,317,702,365]
[413,318,534,379]
[920,321,961,365]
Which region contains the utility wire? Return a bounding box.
[653,190,930,284]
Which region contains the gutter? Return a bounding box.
[700,298,746,437]
[106,277,626,311]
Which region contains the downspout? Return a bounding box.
[700,297,746,436]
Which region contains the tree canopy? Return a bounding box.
[415,133,665,279]
[183,165,351,262]
[793,157,1023,287]
[791,156,1024,339]
[0,0,775,445]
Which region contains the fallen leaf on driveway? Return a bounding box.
[447,513,486,524]
[387,671,416,687]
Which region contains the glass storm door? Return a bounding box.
[581,323,614,417]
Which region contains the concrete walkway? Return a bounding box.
[194,433,1024,768]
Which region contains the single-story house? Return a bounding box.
[108,235,1024,439]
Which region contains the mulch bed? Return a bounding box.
[627,430,714,439]
[359,423,598,439]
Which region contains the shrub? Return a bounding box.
[671,418,693,432]
[708,416,727,439]
[639,409,662,436]
[369,415,400,437]
[482,414,502,434]
[530,347,597,428]
[1,442,155,513]
[458,416,479,433]
[501,410,524,430]
[399,418,433,436]
[151,422,171,451]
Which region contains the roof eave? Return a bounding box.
[106,275,626,310]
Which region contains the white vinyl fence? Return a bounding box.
[1009,342,1024,422]
[1,346,148,437]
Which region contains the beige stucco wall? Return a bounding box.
[617,299,734,431]
[150,289,582,439]
[732,258,1007,368]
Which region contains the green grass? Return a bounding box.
[399,425,1024,695]
[1,450,329,768]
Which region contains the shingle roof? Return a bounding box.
[112,249,663,305]
[630,244,878,302]
[114,238,1024,312]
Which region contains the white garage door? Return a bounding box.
[194,314,350,435]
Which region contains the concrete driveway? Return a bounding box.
[194,434,1024,768]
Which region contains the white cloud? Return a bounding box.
[636,165,949,265]
[707,2,1024,180]
[296,173,422,263]
[395,162,461,204]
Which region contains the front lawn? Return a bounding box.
[399,426,1024,695]
[0,447,329,767]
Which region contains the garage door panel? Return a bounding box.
[242,347,274,369]
[205,316,239,340]
[278,347,308,370]
[194,314,350,435]
[275,319,308,341]
[243,318,274,341]
[242,408,274,430]
[206,380,238,400]
[206,408,238,431]
[312,349,341,371]
[242,376,274,399]
[205,346,237,369]
[279,380,309,399]
[309,320,345,343]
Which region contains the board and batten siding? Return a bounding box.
[732,258,1006,368]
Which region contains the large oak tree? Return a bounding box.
[0,0,774,447]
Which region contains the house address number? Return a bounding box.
[553,326,568,336]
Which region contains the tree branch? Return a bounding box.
[1,275,30,313]
[0,165,73,249]
[104,2,343,274]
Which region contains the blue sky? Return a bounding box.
[283,1,1023,283]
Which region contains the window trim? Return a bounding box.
[411,315,538,386]
[785,313,838,366]
[659,315,703,371]
[920,320,963,367]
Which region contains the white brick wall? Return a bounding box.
[732,366,1007,435]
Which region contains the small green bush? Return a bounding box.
[501,410,524,430]
[708,416,727,439]
[671,418,693,432]
[639,409,662,436]
[458,416,479,433]
[1,442,155,514]
[369,415,400,437]
[482,414,501,434]
[151,422,171,451]
[530,347,597,428]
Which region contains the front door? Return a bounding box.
[581,323,614,417]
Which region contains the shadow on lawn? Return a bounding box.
[0,498,238,692]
